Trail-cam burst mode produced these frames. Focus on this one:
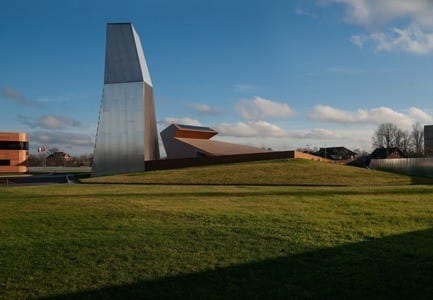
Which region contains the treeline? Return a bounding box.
[372,122,424,157]
[28,152,93,167]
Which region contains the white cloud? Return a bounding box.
[294,128,341,140]
[214,121,289,138]
[409,107,433,122]
[236,97,295,120]
[189,103,220,115]
[1,86,42,107]
[30,131,94,154]
[295,8,317,19]
[350,35,365,47]
[323,1,433,54]
[159,117,202,128]
[18,114,81,130]
[351,23,433,54]
[214,120,341,141]
[213,127,372,152]
[233,84,255,93]
[324,0,433,28]
[310,105,432,128]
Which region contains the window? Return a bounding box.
[0,141,29,150]
[0,160,10,166]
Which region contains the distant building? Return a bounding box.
[315,147,357,161]
[0,132,28,173]
[46,152,72,167]
[370,147,406,159]
[161,124,270,159]
[425,125,433,157]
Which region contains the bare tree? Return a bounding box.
[372,123,399,148]
[411,122,424,156]
[395,129,410,154]
[47,147,60,155]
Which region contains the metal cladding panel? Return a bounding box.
[144,83,159,160]
[93,23,160,176]
[93,82,146,176]
[370,157,433,178]
[104,23,145,84]
[132,25,152,87]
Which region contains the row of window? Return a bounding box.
[0,141,29,150]
[0,160,10,166]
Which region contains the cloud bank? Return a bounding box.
[351,23,433,54]
[0,86,41,107]
[189,103,221,115]
[236,97,295,120]
[310,105,432,128]
[18,115,81,130]
[323,0,433,54]
[324,0,433,27]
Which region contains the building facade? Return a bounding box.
[425,125,433,157]
[93,23,160,176]
[161,124,270,159]
[0,132,28,173]
[315,147,357,161]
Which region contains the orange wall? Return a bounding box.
[293,151,333,162]
[0,132,29,173]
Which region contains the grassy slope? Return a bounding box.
[1,183,433,299]
[84,158,433,186]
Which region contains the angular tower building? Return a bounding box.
[93,23,159,176]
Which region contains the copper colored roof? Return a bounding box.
[172,124,217,139]
[176,138,270,156]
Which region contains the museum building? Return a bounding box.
[0,132,29,173]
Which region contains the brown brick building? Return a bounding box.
[0,132,29,173]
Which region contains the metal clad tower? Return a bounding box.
[93,23,159,176]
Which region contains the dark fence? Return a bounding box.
[144,151,296,171]
[369,157,433,178]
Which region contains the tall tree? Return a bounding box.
[47,147,60,155]
[411,122,424,156]
[372,123,399,148]
[395,129,410,154]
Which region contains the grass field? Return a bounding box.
[84,159,433,186]
[2,159,433,299]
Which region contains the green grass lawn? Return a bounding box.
[84,159,433,186]
[2,160,433,299]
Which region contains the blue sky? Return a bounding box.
[1,0,433,156]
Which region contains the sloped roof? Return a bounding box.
[370,147,406,159]
[318,147,357,155]
[176,138,270,156]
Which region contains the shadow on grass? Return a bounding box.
[40,228,433,300]
[81,174,433,186]
[411,176,433,185]
[11,186,433,202]
[10,184,433,203]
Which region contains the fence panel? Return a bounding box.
[370,157,433,178]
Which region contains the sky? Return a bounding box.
[1,0,433,156]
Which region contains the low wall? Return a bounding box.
[293,151,333,162]
[144,150,331,171]
[369,157,433,178]
[145,151,296,171]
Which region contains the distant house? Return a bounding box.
[315,147,357,161]
[46,152,73,166]
[370,148,406,159]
